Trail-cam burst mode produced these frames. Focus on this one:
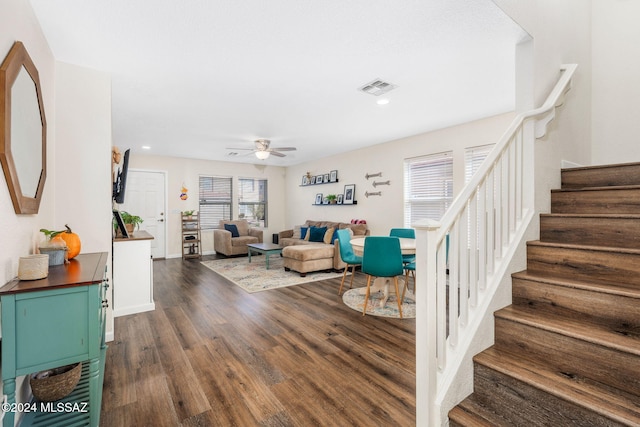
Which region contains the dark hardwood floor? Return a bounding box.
[100,255,416,426]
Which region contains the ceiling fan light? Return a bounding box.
[255,151,270,160]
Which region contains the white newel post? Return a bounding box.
[414,218,441,427]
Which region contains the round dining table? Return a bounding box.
[349,237,416,307]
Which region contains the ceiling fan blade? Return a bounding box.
[271,147,296,151]
[270,151,286,157]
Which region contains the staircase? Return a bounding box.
[448,162,640,426]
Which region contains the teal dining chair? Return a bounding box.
[336,229,363,295]
[361,236,405,318]
[389,228,416,265]
[401,260,416,303]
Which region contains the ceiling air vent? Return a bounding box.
[358,79,397,96]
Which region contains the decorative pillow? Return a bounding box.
[323,227,335,244]
[224,223,240,237]
[309,226,327,242]
[331,226,347,244]
[300,227,309,240]
[292,225,304,239]
[346,223,367,236]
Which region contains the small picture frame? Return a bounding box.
[302,175,309,186]
[310,176,316,185]
[323,173,329,183]
[322,197,329,205]
[113,209,129,238]
[316,175,323,184]
[337,194,343,204]
[315,193,323,205]
[343,184,355,204]
[330,170,338,182]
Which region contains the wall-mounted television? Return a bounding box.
[113,149,130,204]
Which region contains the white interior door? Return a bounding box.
[120,170,166,258]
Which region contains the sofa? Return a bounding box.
[279,220,369,271]
[213,219,263,256]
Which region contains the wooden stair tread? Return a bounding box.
[449,399,512,427]
[496,305,640,356]
[527,239,640,255]
[474,347,640,425]
[551,184,640,193]
[540,212,640,219]
[562,161,640,173]
[512,270,640,299]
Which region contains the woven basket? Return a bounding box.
[30,362,82,402]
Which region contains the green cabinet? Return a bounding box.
[0,252,108,427]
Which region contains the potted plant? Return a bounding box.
[117,211,143,234]
[183,210,195,219]
[326,194,338,204]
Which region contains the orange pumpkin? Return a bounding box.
[58,224,81,259]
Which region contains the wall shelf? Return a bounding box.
[300,179,339,187]
[313,201,358,206]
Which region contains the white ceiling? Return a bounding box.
[30,0,528,166]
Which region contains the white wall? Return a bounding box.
[127,154,287,258]
[591,0,640,164]
[495,0,592,167]
[285,113,515,236]
[54,61,114,339]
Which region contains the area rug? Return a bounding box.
[201,256,344,293]
[342,288,416,319]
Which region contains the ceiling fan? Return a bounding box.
[227,138,296,160]
[227,139,297,159]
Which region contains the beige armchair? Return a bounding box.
[213,219,263,256]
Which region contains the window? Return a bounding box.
[238,178,268,227]
[465,144,494,183]
[199,176,232,229]
[404,152,453,227]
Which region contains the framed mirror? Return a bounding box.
[0,41,47,214]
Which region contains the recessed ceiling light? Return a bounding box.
[376,98,390,105]
[141,145,151,150]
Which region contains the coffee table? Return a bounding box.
[247,242,283,270]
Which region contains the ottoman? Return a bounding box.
[282,245,334,277]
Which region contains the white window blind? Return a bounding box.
[403,152,453,227]
[238,178,268,227]
[465,144,495,183]
[199,176,232,229]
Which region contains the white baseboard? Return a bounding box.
[113,303,155,318]
[561,159,583,168]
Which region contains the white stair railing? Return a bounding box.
[414,64,578,427]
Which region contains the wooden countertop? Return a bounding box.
[0,252,109,295]
[113,230,155,242]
